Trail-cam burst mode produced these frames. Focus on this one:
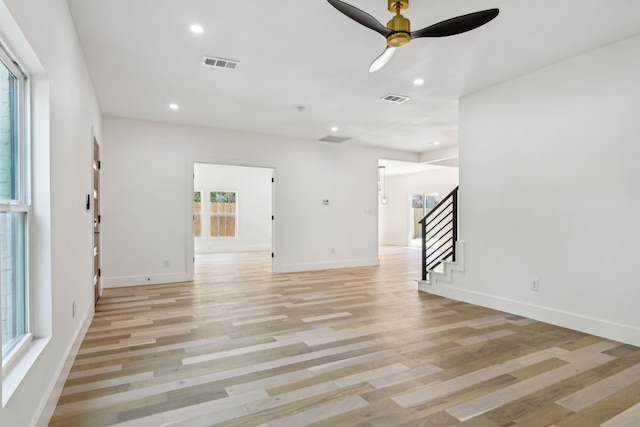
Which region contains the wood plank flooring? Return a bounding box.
[50,247,640,426]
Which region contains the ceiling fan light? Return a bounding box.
[386,32,411,47]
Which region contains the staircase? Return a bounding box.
[417,186,464,290]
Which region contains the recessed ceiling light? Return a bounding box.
[331,126,339,132]
[190,24,204,34]
[169,103,179,110]
[433,140,440,145]
[413,78,425,86]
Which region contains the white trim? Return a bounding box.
[195,245,272,254]
[0,24,32,389]
[419,282,640,348]
[1,333,31,372]
[278,257,380,274]
[1,336,48,407]
[34,305,93,427]
[0,204,29,212]
[0,4,52,423]
[270,169,276,273]
[102,272,192,288]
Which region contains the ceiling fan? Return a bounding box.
[327,0,499,72]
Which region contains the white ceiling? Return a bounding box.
[67,0,640,156]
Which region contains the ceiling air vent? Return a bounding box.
[319,135,352,143]
[381,93,410,104]
[202,56,240,70]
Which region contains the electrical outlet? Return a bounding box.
[163,259,169,268]
[531,279,540,292]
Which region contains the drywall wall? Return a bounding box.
[433,34,640,346]
[0,0,101,425]
[379,167,458,247]
[194,163,272,253]
[101,116,417,285]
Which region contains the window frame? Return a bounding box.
[0,41,32,368]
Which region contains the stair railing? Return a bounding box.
[419,186,458,281]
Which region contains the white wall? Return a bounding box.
[101,116,418,285]
[0,0,101,425]
[379,167,459,246]
[194,163,272,253]
[432,34,640,346]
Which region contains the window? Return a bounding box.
[193,191,202,237]
[0,45,30,361]
[409,192,439,246]
[410,193,424,241]
[210,191,237,237]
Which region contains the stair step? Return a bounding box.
[420,242,465,291]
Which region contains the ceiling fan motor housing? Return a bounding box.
[386,14,411,47]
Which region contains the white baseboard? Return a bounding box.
[418,282,640,348]
[195,245,271,254]
[277,257,379,273]
[36,305,94,427]
[102,272,191,288]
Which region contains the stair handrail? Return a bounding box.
[420,186,458,281]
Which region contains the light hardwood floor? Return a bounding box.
[50,247,640,426]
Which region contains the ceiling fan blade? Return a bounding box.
[369,46,396,73]
[327,0,392,38]
[411,9,499,39]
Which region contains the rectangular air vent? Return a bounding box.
[202,56,240,70]
[319,135,352,144]
[381,93,410,104]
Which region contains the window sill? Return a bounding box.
[2,336,50,407]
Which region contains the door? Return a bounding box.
[93,137,101,305]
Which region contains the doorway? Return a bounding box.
[409,192,439,248]
[409,193,423,248]
[192,163,274,271]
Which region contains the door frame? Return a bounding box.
[186,160,277,279]
[91,134,101,305]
